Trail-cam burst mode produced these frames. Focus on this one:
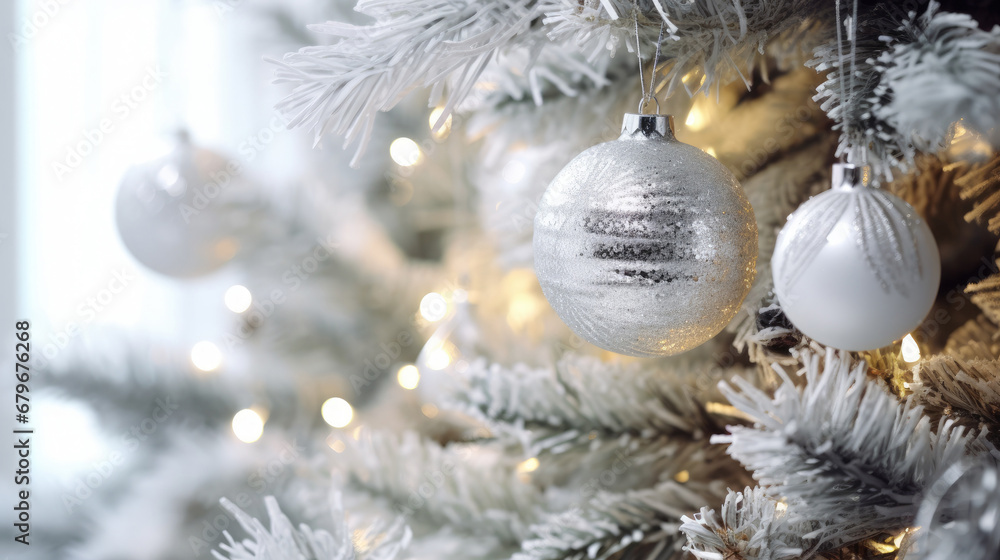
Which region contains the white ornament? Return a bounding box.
[115,136,240,278]
[772,163,941,351]
[533,114,758,357]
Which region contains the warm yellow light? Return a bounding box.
[517,457,540,473]
[397,364,420,390]
[232,409,264,443]
[775,501,788,513]
[419,292,448,322]
[674,470,690,483]
[893,530,908,548]
[390,137,422,166]
[224,284,252,313]
[321,397,354,428]
[425,347,451,370]
[901,334,921,363]
[502,160,526,184]
[682,70,706,88]
[429,108,452,139]
[507,293,542,331]
[869,541,898,554]
[190,341,222,372]
[705,401,756,422]
[704,147,717,158]
[328,437,346,453]
[685,104,708,131]
[421,403,439,418]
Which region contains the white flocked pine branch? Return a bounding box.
[514,481,718,560]
[337,429,542,544]
[874,3,1000,159]
[449,353,754,491]
[270,0,544,166]
[451,353,733,448]
[680,486,814,560]
[213,494,412,560]
[715,348,979,549]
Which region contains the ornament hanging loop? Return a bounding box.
[637,96,660,115]
[633,5,666,115]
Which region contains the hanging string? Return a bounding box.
[850,0,867,168]
[835,0,849,162]
[633,5,665,114]
[835,0,862,164]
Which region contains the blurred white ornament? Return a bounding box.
[115,133,240,278]
[533,114,758,357]
[772,163,941,351]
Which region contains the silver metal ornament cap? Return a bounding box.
[621,114,676,140]
[832,162,871,190]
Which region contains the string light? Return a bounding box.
[224,284,252,313]
[419,292,448,322]
[428,107,452,139]
[506,293,543,331]
[190,341,222,372]
[674,470,690,483]
[682,69,706,88]
[901,334,921,363]
[390,137,421,166]
[397,364,420,390]
[425,346,451,370]
[704,147,717,158]
[421,403,439,418]
[232,409,264,443]
[685,102,709,131]
[502,160,526,183]
[327,437,346,453]
[893,530,908,548]
[321,397,354,428]
[517,457,540,473]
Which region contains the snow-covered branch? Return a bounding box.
[716,348,976,547]
[214,495,411,560]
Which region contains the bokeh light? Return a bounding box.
[321,397,354,428]
[397,364,420,390]
[419,292,448,322]
[224,284,252,313]
[232,409,264,443]
[390,137,421,166]
[190,341,222,371]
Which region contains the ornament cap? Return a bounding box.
[621,114,675,140]
[832,162,870,190]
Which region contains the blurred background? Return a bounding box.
[1,1,477,557]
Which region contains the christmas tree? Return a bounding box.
[20,1,1000,559]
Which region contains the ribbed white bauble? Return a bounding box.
[115,135,240,278]
[772,163,941,351]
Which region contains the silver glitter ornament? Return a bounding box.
[533,114,758,357]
